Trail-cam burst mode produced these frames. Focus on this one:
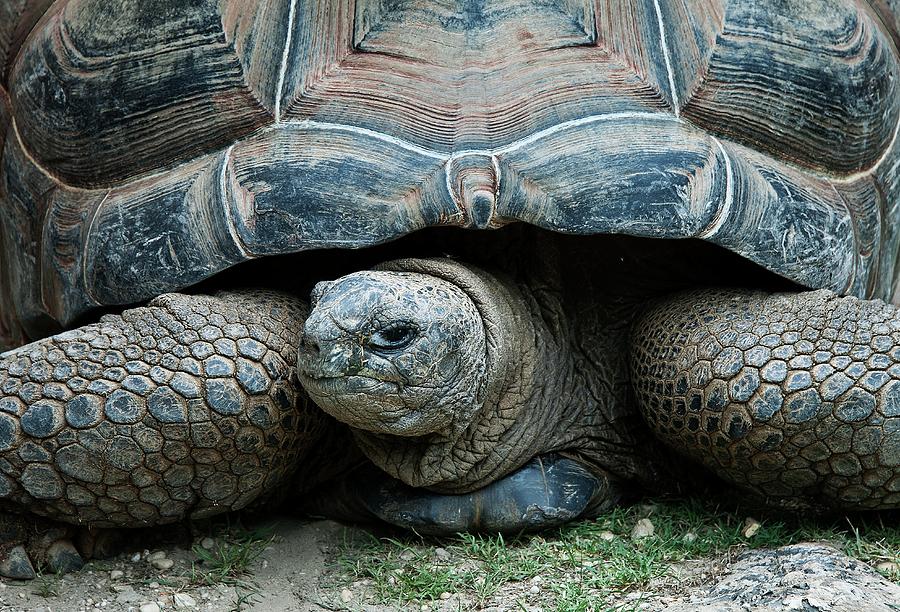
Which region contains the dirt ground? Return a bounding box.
[1,516,897,612]
[0,518,352,612]
[0,516,698,612]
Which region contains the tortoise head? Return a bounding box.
[296,262,489,438]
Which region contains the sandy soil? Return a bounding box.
[0,518,355,612]
[2,517,895,612]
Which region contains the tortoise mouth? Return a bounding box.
[297,371,443,436]
[297,371,399,394]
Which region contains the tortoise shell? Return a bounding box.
[1,0,900,345]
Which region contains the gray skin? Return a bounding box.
[298,256,900,516]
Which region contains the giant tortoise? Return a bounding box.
[1,0,900,577]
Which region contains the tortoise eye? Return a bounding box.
[369,323,417,352]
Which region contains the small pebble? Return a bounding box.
[173,592,197,608]
[340,589,352,603]
[147,551,167,562]
[151,558,174,571]
[434,548,450,559]
[129,553,141,563]
[530,585,540,594]
[599,531,616,542]
[683,532,698,544]
[876,561,900,574]
[631,518,655,540]
[139,604,160,612]
[439,592,451,600]
[400,550,415,561]
[109,570,124,580]
[742,517,761,539]
[200,537,215,551]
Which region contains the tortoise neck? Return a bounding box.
[351,261,560,493]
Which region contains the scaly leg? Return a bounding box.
[0,290,334,576]
[632,289,900,510]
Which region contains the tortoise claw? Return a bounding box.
[0,545,36,580]
[45,539,83,574]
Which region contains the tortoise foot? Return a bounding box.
[319,455,616,535]
[76,528,124,560]
[44,539,83,574]
[0,513,84,578]
[0,545,35,579]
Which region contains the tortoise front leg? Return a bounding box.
[0,290,334,576]
[631,289,900,510]
[308,454,618,535]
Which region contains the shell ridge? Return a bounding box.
[218,144,251,260]
[273,0,298,122]
[698,136,734,238]
[652,0,681,116]
[831,110,900,184]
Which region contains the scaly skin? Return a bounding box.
[632,289,900,510]
[301,257,900,522]
[298,258,674,497]
[0,290,334,527]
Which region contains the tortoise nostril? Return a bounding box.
[301,334,321,356]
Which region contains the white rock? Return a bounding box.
[599,531,616,542]
[434,547,450,559]
[150,558,174,571]
[340,589,352,603]
[742,517,761,539]
[200,537,215,551]
[631,518,655,540]
[173,592,197,608]
[109,570,124,580]
[129,553,141,563]
[139,604,160,612]
[147,551,167,562]
[439,592,451,600]
[683,532,698,544]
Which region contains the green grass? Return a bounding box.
[31,571,60,598]
[328,498,900,611]
[188,526,272,587]
[185,524,273,610]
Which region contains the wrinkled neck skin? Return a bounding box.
[351,259,658,494]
